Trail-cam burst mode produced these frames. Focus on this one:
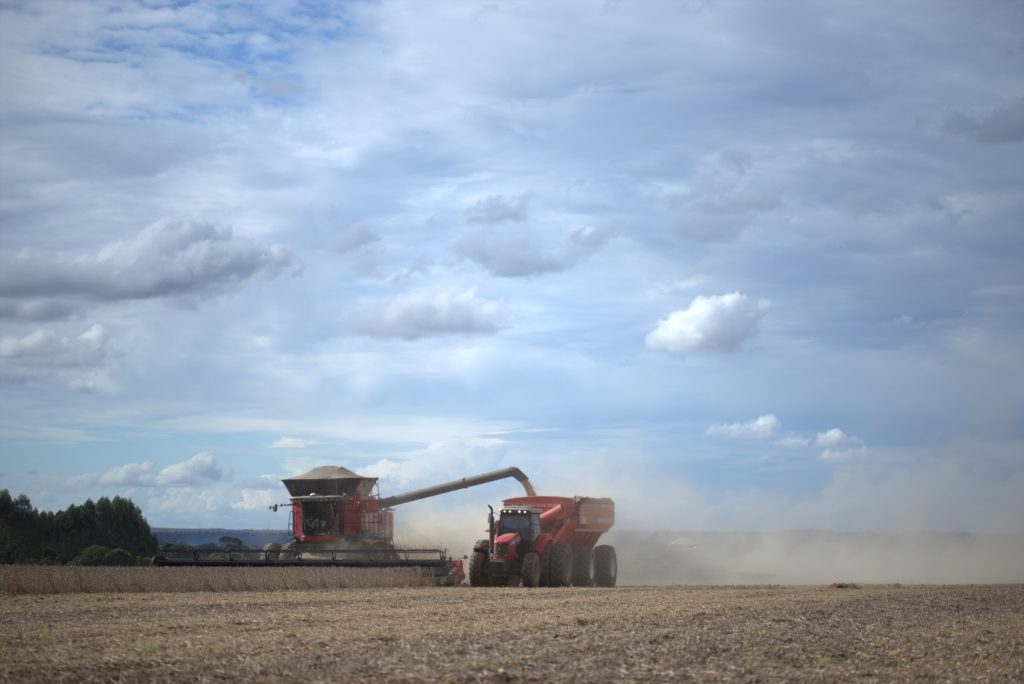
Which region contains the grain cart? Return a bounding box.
[468,495,616,587]
[153,465,535,584]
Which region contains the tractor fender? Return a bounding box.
[472,538,490,553]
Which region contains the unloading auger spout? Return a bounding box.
[379,467,536,508]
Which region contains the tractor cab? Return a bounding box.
[497,508,541,546]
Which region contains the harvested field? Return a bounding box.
[1,583,1022,682]
[0,565,435,595]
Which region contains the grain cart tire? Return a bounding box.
[548,542,574,587]
[594,545,617,587]
[572,546,595,587]
[469,550,489,587]
[522,552,542,588]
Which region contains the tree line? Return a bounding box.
[0,489,158,565]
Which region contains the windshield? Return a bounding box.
[498,514,531,536]
[301,502,332,536]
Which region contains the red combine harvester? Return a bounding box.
[153,465,535,583]
[469,495,616,587]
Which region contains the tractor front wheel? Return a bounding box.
[469,550,488,587]
[522,552,541,587]
[594,545,617,587]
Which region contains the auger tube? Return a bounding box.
[378,467,536,508]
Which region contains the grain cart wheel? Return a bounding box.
[548,542,573,587]
[572,546,595,587]
[594,545,617,587]
[522,552,542,588]
[469,550,489,587]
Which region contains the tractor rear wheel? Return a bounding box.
[469,550,488,587]
[539,544,552,586]
[522,552,541,587]
[594,545,617,587]
[572,546,595,587]
[548,542,573,587]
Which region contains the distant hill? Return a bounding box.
[153,528,290,548]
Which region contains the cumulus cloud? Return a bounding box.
[270,436,318,449]
[232,488,279,511]
[815,428,857,448]
[69,452,224,488]
[465,194,529,224]
[944,98,1024,143]
[352,288,504,340]
[707,414,781,438]
[646,292,770,353]
[455,226,612,277]
[0,218,295,305]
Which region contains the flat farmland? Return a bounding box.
[2,583,1022,682]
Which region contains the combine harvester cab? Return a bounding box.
[469,495,616,588]
[152,465,535,585]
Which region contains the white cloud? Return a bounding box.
[707,414,781,439]
[815,428,857,448]
[352,288,504,339]
[646,292,769,353]
[270,436,318,449]
[69,452,225,488]
[232,488,280,511]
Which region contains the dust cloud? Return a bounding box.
[388,467,1024,585]
[609,530,1024,585]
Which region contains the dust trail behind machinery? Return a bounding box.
[609,530,1024,585]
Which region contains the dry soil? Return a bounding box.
[1,584,1022,682]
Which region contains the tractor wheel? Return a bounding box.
[522,552,541,588]
[572,546,595,587]
[594,545,617,587]
[548,542,573,587]
[539,544,553,586]
[469,550,488,587]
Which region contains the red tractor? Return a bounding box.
[469,496,616,587]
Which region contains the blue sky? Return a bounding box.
[1,0,1022,539]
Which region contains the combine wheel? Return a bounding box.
[594,545,617,587]
[572,546,595,587]
[548,542,573,587]
[469,551,488,587]
[522,552,541,588]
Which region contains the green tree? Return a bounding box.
[219,536,244,550]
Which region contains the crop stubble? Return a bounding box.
[1,583,1022,682]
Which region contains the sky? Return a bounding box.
[1,0,1022,537]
